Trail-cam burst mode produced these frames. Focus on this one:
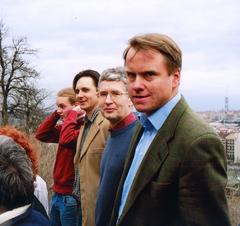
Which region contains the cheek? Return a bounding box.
[65,106,73,112]
[98,100,105,108]
[127,85,134,96]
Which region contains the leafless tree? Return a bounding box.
[11,82,53,134]
[0,20,51,128]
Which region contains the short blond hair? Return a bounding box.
[57,88,76,105]
[123,33,182,74]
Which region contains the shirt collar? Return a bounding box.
[139,93,181,131]
[84,108,99,123]
[0,204,31,224]
[109,112,137,132]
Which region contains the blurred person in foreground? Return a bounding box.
[95,67,137,226]
[36,87,85,226]
[0,134,50,226]
[0,125,48,218]
[72,70,109,226]
[110,33,231,226]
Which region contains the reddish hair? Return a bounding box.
[0,125,38,176]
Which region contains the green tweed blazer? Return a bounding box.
[110,97,231,226]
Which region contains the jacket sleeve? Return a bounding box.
[58,110,83,146]
[35,111,61,143]
[178,133,231,226]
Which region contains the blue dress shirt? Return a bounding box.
[118,93,181,219]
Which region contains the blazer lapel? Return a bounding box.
[119,129,170,221]
[80,113,104,160]
[74,124,85,164]
[117,97,189,223]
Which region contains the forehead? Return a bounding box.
[76,76,96,89]
[99,80,126,91]
[56,96,71,105]
[125,47,167,71]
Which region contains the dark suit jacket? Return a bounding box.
[110,97,231,226]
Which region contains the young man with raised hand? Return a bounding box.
[36,87,84,226]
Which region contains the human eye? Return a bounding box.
[82,87,90,93]
[58,104,64,109]
[126,72,136,81]
[145,71,156,76]
[143,71,156,80]
[111,90,121,97]
[99,91,108,98]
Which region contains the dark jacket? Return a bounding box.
[1,205,50,226]
[110,97,231,226]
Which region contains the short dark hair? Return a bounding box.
[73,69,100,91]
[0,135,34,210]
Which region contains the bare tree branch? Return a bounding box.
[0,20,52,132]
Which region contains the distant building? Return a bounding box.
[222,132,240,163]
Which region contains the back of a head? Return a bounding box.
[72,69,100,91]
[0,125,38,176]
[123,33,182,74]
[0,135,34,211]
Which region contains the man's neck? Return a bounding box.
[110,120,121,128]
[109,111,136,131]
[86,106,98,119]
[110,110,132,128]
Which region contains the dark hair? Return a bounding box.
[72,69,100,91]
[0,135,34,210]
[0,125,38,176]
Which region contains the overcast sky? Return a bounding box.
[1,0,240,111]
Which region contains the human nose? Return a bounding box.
[105,93,113,103]
[76,91,83,99]
[57,107,62,114]
[131,75,145,91]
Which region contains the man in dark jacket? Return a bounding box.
[110,33,231,226]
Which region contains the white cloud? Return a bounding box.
[1,0,240,110]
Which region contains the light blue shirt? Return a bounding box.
[118,93,181,219]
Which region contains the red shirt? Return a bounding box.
[35,110,83,194]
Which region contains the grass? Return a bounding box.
[37,142,57,201]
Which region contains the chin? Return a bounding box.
[135,107,145,113]
[104,114,115,120]
[80,105,88,111]
[104,114,114,120]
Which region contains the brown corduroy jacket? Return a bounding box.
[74,112,109,226]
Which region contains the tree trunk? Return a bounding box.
[1,99,8,125]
